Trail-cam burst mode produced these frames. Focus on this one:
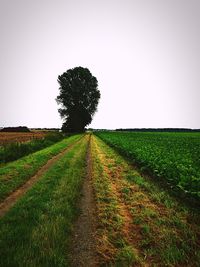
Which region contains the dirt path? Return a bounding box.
[0,137,83,217]
[70,135,98,267]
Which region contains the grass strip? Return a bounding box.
[0,134,83,201]
[91,135,141,266]
[0,135,88,267]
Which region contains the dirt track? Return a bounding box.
[70,135,98,266]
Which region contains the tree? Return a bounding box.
[56,67,100,132]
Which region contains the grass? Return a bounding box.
[0,134,83,201]
[116,245,139,266]
[92,135,200,266]
[123,169,200,266]
[91,135,142,266]
[0,135,88,267]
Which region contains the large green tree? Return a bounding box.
[56,67,100,132]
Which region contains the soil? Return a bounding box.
[69,135,98,267]
[0,138,82,217]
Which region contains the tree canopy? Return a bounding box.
[56,67,100,132]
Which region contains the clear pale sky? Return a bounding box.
[0,0,199,129]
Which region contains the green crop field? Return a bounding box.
[95,131,200,201]
[0,132,200,266]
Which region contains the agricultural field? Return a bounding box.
[0,131,47,145]
[95,131,200,201]
[0,132,200,266]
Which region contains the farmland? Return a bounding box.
[0,132,200,266]
[95,131,200,201]
[91,134,200,266]
[0,131,47,145]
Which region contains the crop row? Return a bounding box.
[95,131,200,200]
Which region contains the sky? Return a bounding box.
[0,0,199,129]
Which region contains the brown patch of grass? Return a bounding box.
[91,135,142,266]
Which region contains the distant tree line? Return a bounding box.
[1,126,30,132]
[116,128,200,132]
[30,128,60,131]
[0,127,62,132]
